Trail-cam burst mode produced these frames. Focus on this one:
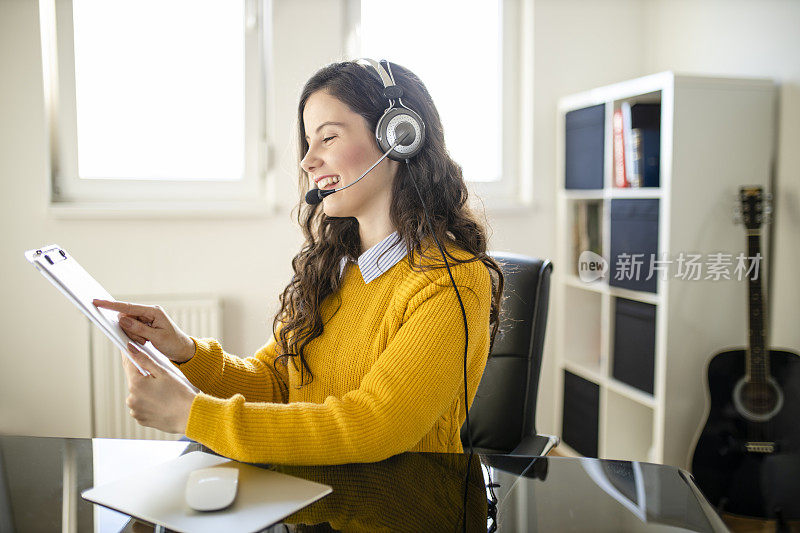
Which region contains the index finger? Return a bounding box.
[94,299,157,320]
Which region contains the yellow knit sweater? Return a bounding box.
[177,247,492,465]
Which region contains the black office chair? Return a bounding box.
[461,252,559,456]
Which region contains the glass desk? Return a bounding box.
[0,435,727,532]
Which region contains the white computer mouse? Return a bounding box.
[185,467,239,511]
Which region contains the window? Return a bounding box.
[350,0,530,205]
[40,0,271,209]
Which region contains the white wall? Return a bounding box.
[524,0,646,433]
[0,0,347,437]
[1,0,797,441]
[642,0,800,351]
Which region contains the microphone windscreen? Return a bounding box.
[305,188,323,205]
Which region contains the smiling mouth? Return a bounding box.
[316,176,341,190]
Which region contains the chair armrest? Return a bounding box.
[510,434,560,457]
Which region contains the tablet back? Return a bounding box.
[82,451,332,533]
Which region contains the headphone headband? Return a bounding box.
[356,59,395,91]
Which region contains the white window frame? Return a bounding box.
[40,0,275,215]
[345,0,534,210]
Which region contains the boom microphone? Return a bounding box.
[305,127,414,206]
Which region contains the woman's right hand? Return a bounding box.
[92,299,196,364]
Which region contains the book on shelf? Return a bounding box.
[618,102,661,188]
[613,109,628,188]
[621,102,636,187]
[631,128,643,187]
[572,202,602,275]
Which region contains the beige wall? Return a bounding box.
[1,0,797,439]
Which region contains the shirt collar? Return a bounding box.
[339,231,408,284]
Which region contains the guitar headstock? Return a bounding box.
[734,186,772,228]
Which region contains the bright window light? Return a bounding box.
[72,0,245,180]
[360,0,502,182]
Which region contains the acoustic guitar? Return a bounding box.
[691,186,800,521]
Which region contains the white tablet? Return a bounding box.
[25,244,198,392]
[82,450,332,533]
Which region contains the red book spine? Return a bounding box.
[613,109,628,188]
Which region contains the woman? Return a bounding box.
[94,60,504,465]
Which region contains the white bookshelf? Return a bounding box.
[553,72,776,468]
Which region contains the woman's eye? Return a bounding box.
[323,136,336,143]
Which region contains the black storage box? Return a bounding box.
[562,370,600,457]
[565,104,605,190]
[612,297,656,395]
[609,199,659,293]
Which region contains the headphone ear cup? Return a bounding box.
[376,107,426,161]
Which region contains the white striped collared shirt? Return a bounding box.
[339,231,408,284]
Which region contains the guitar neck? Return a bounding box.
[746,231,769,382]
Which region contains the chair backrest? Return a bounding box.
[460,252,553,454]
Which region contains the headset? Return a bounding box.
[356,58,475,532]
[355,58,426,161]
[305,59,426,206]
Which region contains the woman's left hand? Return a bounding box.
[121,342,197,434]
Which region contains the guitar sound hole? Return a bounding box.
[733,377,784,422]
[741,383,777,413]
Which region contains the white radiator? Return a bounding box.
[89,295,222,440]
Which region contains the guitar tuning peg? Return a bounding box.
[733,203,743,225]
[763,202,773,224]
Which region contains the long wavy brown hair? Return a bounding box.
[273,60,504,385]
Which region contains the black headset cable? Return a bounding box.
[405,159,473,533]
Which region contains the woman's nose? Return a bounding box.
[300,147,322,174]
